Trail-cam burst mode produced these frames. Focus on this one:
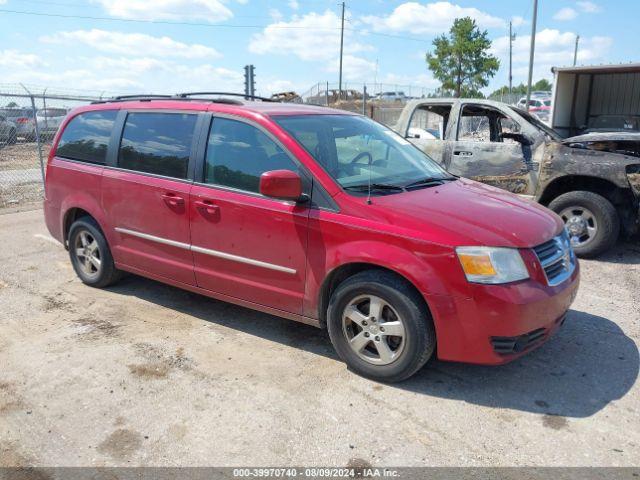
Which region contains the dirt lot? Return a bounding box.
[0,208,638,467]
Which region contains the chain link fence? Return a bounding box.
[0,86,102,209]
[298,82,438,128]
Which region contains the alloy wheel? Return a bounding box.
[74,230,102,277]
[341,294,406,365]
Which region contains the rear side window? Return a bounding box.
[118,112,197,179]
[205,117,298,193]
[56,110,117,164]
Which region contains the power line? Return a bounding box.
[0,7,431,42]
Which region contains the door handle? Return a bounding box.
[161,193,185,207]
[194,199,220,216]
[453,150,473,157]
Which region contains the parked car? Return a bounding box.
[35,107,68,139]
[0,114,17,144]
[517,97,551,122]
[0,107,36,140]
[397,98,640,257]
[44,94,579,382]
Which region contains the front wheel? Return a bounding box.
[549,190,620,258]
[68,217,122,288]
[327,270,436,382]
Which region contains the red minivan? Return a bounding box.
[43,94,579,382]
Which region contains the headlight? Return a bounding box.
[456,246,529,284]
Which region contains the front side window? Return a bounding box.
[458,112,491,142]
[56,110,117,164]
[407,105,449,140]
[118,112,197,179]
[275,114,450,191]
[205,117,298,193]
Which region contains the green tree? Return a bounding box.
[533,79,552,91]
[488,79,553,99]
[426,17,500,98]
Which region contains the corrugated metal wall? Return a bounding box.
[552,69,640,137]
[591,72,640,116]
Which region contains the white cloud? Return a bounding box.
[269,8,283,21]
[511,16,526,27]
[492,29,612,79]
[86,56,166,74]
[577,1,601,13]
[0,50,46,68]
[1,54,244,95]
[288,0,299,10]
[326,55,377,82]
[248,10,372,61]
[362,2,505,34]
[265,79,297,94]
[93,0,233,22]
[553,7,578,21]
[41,29,221,59]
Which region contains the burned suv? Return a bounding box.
[397,98,640,257]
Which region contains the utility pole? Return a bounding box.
[509,21,516,97]
[573,34,580,66]
[525,0,538,109]
[338,1,345,101]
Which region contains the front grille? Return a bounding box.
[491,328,547,355]
[533,232,576,286]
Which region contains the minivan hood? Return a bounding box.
[370,178,562,248]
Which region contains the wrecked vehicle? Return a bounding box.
[395,98,640,257]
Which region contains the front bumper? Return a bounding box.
[427,262,580,365]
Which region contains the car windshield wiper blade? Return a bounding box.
[343,183,406,193]
[404,176,457,189]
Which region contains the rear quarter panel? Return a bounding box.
[45,159,107,244]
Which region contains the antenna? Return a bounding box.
[366,156,373,205]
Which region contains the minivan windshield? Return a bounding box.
[275,114,452,192]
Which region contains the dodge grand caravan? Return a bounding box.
[43,94,580,382]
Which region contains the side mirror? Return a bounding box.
[259,170,304,202]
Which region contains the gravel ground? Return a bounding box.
[0,142,48,208]
[0,208,638,467]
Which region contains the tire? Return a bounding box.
[68,217,122,288]
[327,270,436,382]
[549,190,620,258]
[7,129,16,145]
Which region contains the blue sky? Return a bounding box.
[0,0,638,97]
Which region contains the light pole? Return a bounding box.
[525,0,538,109]
[338,1,345,101]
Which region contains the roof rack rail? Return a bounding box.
[113,94,173,100]
[90,92,278,105]
[176,92,276,102]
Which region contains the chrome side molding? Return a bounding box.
[115,227,297,275]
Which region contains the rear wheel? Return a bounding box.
[549,190,619,258]
[327,270,435,382]
[68,217,122,288]
[7,129,16,145]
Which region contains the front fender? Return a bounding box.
[325,239,454,298]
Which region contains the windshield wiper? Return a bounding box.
[404,176,457,189]
[343,183,406,193]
